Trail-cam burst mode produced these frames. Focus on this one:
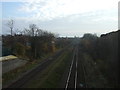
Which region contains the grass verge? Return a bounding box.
[82,53,108,88]
[2,52,54,86]
[25,48,72,88]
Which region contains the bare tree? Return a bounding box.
[6,19,14,36]
[37,29,44,36]
[24,28,31,36]
[29,24,37,36]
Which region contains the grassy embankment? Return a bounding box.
[2,52,56,86]
[82,53,109,88]
[25,48,73,88]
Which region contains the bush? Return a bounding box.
[14,42,25,56]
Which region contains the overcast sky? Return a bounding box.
[1,0,119,37]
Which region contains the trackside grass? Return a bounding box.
[2,53,53,86]
[26,48,72,88]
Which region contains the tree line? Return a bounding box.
[2,19,70,61]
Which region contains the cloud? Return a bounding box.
[93,17,118,22]
[18,0,119,21]
[2,0,119,36]
[2,9,118,36]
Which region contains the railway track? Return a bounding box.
[65,45,87,89]
[3,43,87,89]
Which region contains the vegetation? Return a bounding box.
[2,20,72,87]
[2,52,53,86]
[24,48,73,88]
[79,30,119,87]
[3,19,119,88]
[2,21,70,60]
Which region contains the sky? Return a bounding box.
[1,0,119,37]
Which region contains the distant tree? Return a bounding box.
[6,19,14,36]
[81,33,99,60]
[24,28,31,36]
[29,24,37,36]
